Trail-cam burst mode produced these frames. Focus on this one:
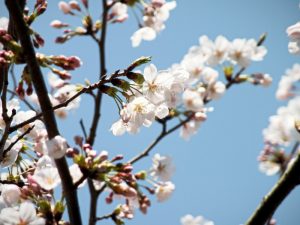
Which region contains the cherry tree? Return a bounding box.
[0,1,298,225]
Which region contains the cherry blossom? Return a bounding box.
[1,184,21,206]
[287,22,300,54]
[199,35,230,66]
[0,201,45,225]
[131,27,156,48]
[182,89,204,112]
[110,2,128,23]
[228,38,267,67]
[150,154,175,181]
[58,1,71,14]
[155,181,175,202]
[131,1,176,47]
[276,64,300,100]
[180,214,214,225]
[45,135,68,159]
[32,166,61,191]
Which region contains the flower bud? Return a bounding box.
[50,20,69,28]
[127,56,151,71]
[69,0,81,11]
[287,22,300,41]
[46,135,68,159]
[126,72,145,84]
[58,1,71,14]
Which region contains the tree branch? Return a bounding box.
[4,2,82,224]
[9,71,126,133]
[87,1,111,224]
[245,150,300,225]
[129,122,167,164]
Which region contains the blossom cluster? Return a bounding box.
[0,0,274,224]
[130,0,176,47]
[287,21,300,54]
[111,35,269,140]
[54,0,176,47]
[259,21,300,176]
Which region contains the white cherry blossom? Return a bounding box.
[276,64,300,100]
[110,2,128,23]
[199,35,230,66]
[131,27,156,47]
[45,135,68,159]
[0,201,45,225]
[259,161,281,176]
[181,214,214,225]
[180,120,201,140]
[182,89,204,112]
[1,184,21,206]
[32,167,61,191]
[150,154,175,181]
[228,38,267,67]
[155,181,175,202]
[287,22,300,54]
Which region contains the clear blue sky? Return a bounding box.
[1,1,300,225]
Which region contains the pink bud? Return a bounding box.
[26,84,33,96]
[50,20,69,28]
[74,135,83,146]
[69,0,81,11]
[83,143,92,151]
[287,22,300,41]
[111,154,123,162]
[81,0,88,8]
[152,0,165,8]
[16,82,25,99]
[58,1,71,14]
[122,164,133,173]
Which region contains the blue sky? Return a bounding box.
[1,0,300,225]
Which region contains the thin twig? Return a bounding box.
[7,89,37,112]
[129,121,167,164]
[74,174,88,188]
[0,61,14,161]
[80,119,88,140]
[3,125,34,157]
[87,1,111,224]
[9,71,127,133]
[96,213,114,221]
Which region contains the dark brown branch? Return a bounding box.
[86,0,110,146]
[87,1,111,225]
[9,70,126,133]
[225,67,245,89]
[0,63,14,161]
[80,119,88,140]
[74,174,88,188]
[245,150,300,225]
[129,121,167,164]
[4,2,82,225]
[96,213,114,221]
